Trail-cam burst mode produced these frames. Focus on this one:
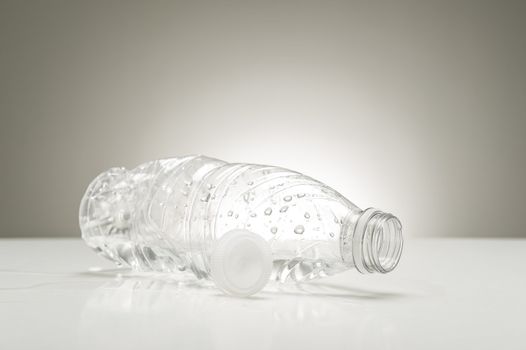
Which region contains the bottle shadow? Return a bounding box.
[268,282,409,301]
[0,266,413,301]
[76,267,411,302]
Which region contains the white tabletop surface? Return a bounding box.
[0,238,524,350]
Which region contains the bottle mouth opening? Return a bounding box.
[350,208,403,274]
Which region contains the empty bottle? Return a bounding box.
[79,155,403,296]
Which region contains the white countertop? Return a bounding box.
[0,238,524,350]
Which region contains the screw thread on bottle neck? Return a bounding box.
[343,208,403,274]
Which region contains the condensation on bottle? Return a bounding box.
[79,155,403,296]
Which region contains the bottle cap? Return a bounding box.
[210,229,272,297]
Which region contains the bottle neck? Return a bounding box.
[342,208,403,274]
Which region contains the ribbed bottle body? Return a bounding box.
[79,156,226,277]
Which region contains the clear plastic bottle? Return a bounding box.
[79,155,403,296]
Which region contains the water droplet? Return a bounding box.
[284,195,292,202]
[248,181,254,186]
[207,183,214,190]
[250,213,257,218]
[264,208,272,216]
[200,193,211,202]
[304,212,310,219]
[270,185,275,190]
[329,232,335,238]
[334,217,339,224]
[280,206,289,213]
[243,193,250,203]
[294,225,305,235]
[234,214,239,219]
[227,211,233,217]
[184,180,192,186]
[297,193,305,198]
[270,227,278,234]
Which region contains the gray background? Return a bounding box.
[1,0,525,238]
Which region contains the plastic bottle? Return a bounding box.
[79,155,403,296]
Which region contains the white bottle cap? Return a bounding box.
[210,229,273,297]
